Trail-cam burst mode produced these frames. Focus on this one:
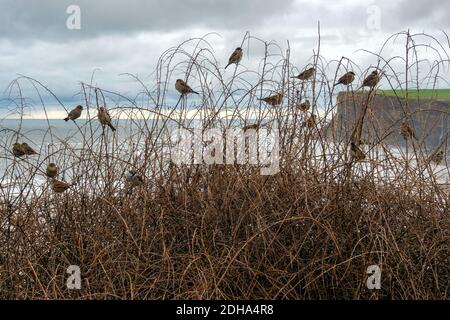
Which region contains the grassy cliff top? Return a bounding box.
[376,89,450,101]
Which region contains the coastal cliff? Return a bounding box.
[328,91,450,149]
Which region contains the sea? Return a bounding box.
[0,118,174,196]
[1,119,450,199]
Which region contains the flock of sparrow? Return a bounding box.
[12,139,144,193]
[9,47,445,193]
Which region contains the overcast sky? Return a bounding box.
[0,0,449,118]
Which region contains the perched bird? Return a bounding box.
[21,143,38,155]
[297,100,310,112]
[98,107,116,132]
[243,123,259,131]
[359,70,380,89]
[306,114,317,128]
[51,179,74,193]
[12,143,26,158]
[429,150,444,165]
[292,67,316,81]
[175,79,199,95]
[225,47,243,69]
[64,105,83,122]
[334,71,355,86]
[350,142,365,161]
[259,93,284,106]
[46,163,59,178]
[125,170,144,188]
[401,121,417,140]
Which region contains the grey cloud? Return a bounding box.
[0,0,448,116]
[380,0,450,31]
[0,0,296,41]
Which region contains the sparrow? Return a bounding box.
[291,67,316,81]
[64,105,83,122]
[359,71,380,89]
[12,143,26,157]
[350,142,365,161]
[334,71,355,86]
[175,79,199,95]
[225,47,243,69]
[259,93,284,106]
[46,163,59,178]
[243,123,259,131]
[21,143,38,155]
[306,114,317,128]
[429,150,444,165]
[51,179,74,193]
[401,121,417,140]
[297,100,310,112]
[98,107,116,132]
[125,170,144,188]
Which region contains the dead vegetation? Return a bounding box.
[0,30,449,299]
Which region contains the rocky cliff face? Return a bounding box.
[328,91,450,150]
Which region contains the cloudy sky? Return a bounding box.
[0,0,449,118]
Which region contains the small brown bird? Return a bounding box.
[64,105,83,121]
[125,170,144,188]
[21,143,38,155]
[306,114,317,128]
[243,123,259,131]
[175,79,199,95]
[225,47,243,69]
[429,150,444,165]
[292,67,316,81]
[401,121,417,140]
[46,163,59,178]
[359,70,380,89]
[259,93,284,106]
[350,142,365,161]
[298,100,310,112]
[334,71,355,86]
[12,143,26,157]
[51,179,74,193]
[98,107,116,132]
